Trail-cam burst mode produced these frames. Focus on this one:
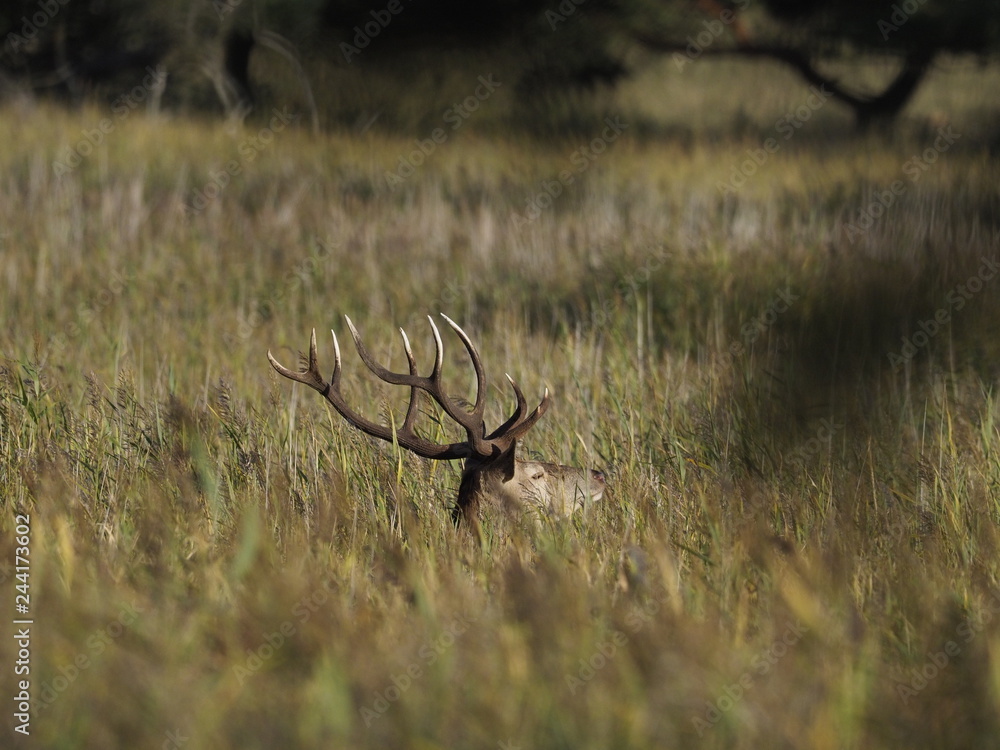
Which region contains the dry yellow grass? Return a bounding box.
[1,56,999,748]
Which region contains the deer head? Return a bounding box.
[267,315,604,536]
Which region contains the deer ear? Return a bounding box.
[497,442,517,482]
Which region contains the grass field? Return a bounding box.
[2,56,1000,749]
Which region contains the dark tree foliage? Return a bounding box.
[758,0,1000,126]
[0,0,996,129]
[1,0,171,98]
[760,0,999,55]
[635,0,1000,128]
[320,0,547,42]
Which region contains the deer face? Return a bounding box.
[455,443,605,527]
[512,460,606,516]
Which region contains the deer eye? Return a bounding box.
[531,470,545,481]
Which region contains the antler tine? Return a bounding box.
[342,314,492,451]
[431,314,549,453]
[342,314,492,454]
[330,327,343,385]
[344,315,381,378]
[487,374,551,446]
[267,328,329,393]
[506,384,550,442]
[486,373,529,440]
[426,314,494,453]
[426,315,445,381]
[398,326,422,433]
[277,315,548,460]
[439,314,487,416]
[345,315,433,396]
[269,324,470,460]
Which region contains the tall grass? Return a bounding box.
[1,68,999,749]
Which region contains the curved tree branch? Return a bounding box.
[633,30,937,129]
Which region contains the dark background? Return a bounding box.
[2,0,997,135]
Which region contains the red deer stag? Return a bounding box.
[268,315,604,537]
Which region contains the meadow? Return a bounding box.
[1,55,1000,748]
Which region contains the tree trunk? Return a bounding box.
[223,29,255,113]
[633,32,938,130]
[852,49,936,131]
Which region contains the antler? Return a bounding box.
[267,314,550,461]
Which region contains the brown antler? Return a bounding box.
[267,314,550,461]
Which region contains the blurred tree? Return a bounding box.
[0,0,171,101]
[634,0,1000,128]
[0,0,995,130]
